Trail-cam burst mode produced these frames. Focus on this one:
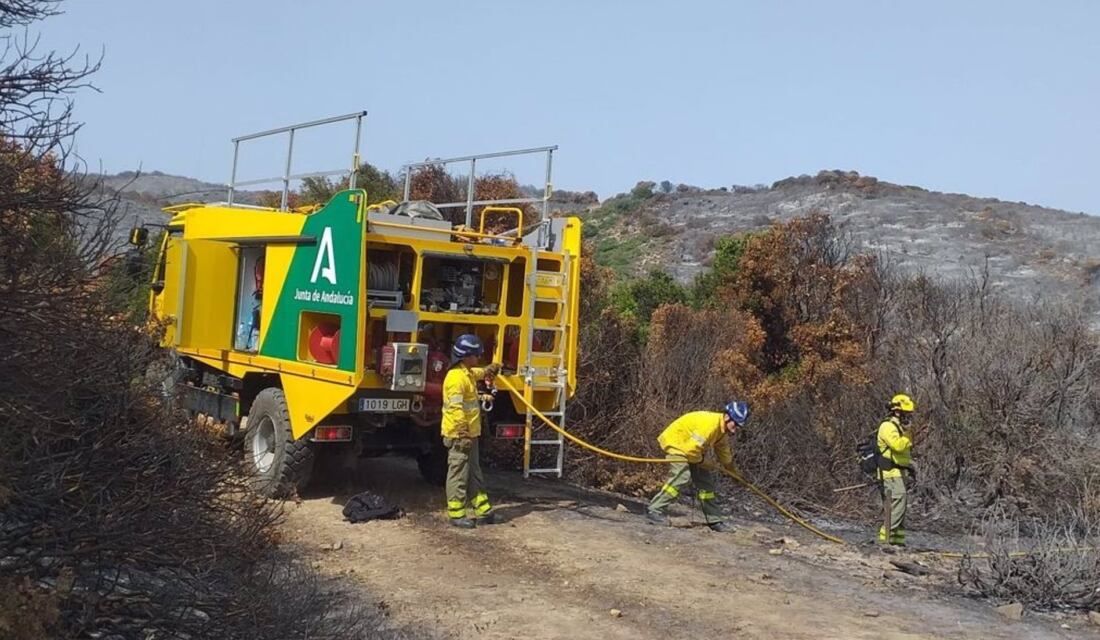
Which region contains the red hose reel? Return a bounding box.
[307,322,341,365]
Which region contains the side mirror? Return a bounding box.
[128,226,149,247]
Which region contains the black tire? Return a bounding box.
[244,387,315,498]
[417,442,448,487]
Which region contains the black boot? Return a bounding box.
[477,512,500,525]
[708,521,736,533]
[645,511,668,526]
[450,517,476,529]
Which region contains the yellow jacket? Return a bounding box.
[877,416,912,479]
[657,412,733,466]
[441,363,487,439]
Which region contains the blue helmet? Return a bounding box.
[451,334,484,361]
[724,401,750,426]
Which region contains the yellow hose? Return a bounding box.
[495,377,846,545]
[494,377,1100,558]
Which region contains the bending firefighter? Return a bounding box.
[441,334,501,529]
[646,402,750,533]
[877,394,916,547]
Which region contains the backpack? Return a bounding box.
[342,491,402,523]
[855,430,896,477]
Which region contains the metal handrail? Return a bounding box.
[399,145,556,245]
[401,145,557,168]
[368,219,521,244]
[479,206,524,235]
[228,111,367,211]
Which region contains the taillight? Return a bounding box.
[312,426,352,442]
[496,424,524,439]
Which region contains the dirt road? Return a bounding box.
[285,457,1086,639]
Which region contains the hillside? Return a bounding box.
[99,171,263,245]
[100,167,1100,313]
[585,172,1100,309]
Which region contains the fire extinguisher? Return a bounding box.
[379,343,395,379]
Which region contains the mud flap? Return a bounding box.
[280,373,360,440]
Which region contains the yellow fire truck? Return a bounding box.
[141,112,581,496]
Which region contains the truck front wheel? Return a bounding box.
[244,388,315,498]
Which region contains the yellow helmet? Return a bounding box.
[889,393,915,413]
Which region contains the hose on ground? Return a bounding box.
[494,376,845,545]
[494,376,1099,557]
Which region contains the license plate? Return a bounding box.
[357,398,410,413]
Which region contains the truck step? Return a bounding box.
[526,468,563,475]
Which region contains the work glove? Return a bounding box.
[907,463,918,481]
[483,362,502,378]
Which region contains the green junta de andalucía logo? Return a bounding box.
[311,227,337,285]
[261,192,365,370]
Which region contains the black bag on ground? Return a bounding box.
[342,491,402,523]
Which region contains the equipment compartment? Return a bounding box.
[234,246,265,351]
[418,254,503,315]
[366,245,414,310]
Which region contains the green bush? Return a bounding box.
[609,270,687,340]
[594,236,646,273]
[691,234,748,307]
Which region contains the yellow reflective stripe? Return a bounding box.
[447,395,465,403]
[661,483,680,497]
[473,492,492,514]
[447,500,465,518]
[698,490,716,501]
[690,432,707,447]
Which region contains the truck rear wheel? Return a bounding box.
[244,388,315,498]
[416,442,448,487]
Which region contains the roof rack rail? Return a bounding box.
[227,110,367,211]
[400,145,557,248]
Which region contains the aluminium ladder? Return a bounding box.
[521,250,572,478]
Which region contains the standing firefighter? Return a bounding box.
[645,402,750,532]
[442,334,501,529]
[877,393,916,547]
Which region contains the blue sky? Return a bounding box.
[40,0,1100,212]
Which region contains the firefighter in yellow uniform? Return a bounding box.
[878,394,915,547]
[646,402,750,532]
[442,334,501,529]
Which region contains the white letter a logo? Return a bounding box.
[310,227,337,285]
